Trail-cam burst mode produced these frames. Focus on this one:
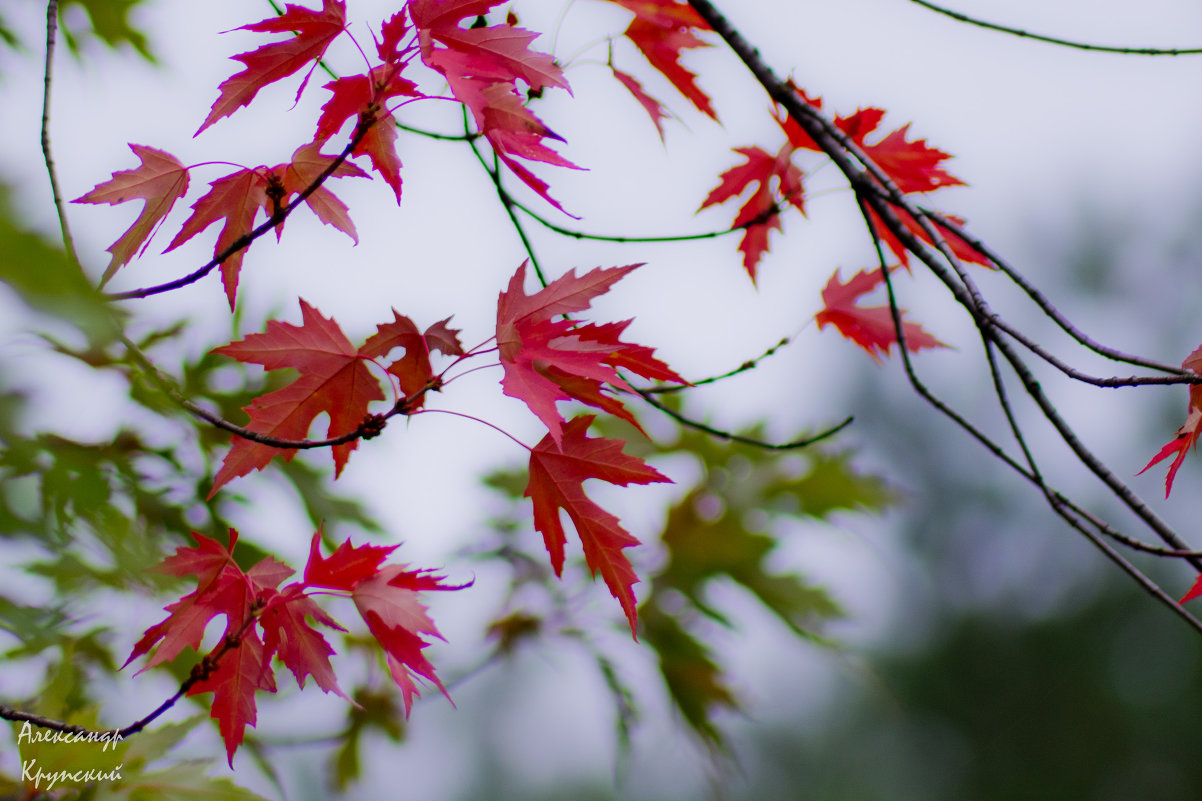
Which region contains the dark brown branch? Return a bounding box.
[121,333,439,450]
[857,197,1202,631]
[682,2,1202,622]
[910,0,1202,56]
[923,208,1197,378]
[0,603,264,741]
[857,184,1202,569]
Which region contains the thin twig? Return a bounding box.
[463,111,550,288]
[636,388,852,450]
[642,336,794,393]
[910,0,1202,56]
[923,208,1195,377]
[41,0,79,267]
[0,606,263,740]
[509,195,777,243]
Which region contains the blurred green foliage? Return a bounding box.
[0,0,155,61]
[480,408,893,753]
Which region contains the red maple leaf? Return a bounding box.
[526,415,671,636]
[611,68,668,140]
[352,564,465,714]
[603,0,709,29]
[72,144,190,285]
[409,0,497,52]
[699,144,804,281]
[124,530,247,672]
[131,528,467,764]
[163,145,366,307]
[496,262,684,443]
[834,108,964,194]
[209,303,461,495]
[604,1,715,120]
[784,103,964,195]
[208,300,386,495]
[375,11,410,64]
[410,0,568,93]
[276,141,370,240]
[359,312,464,405]
[410,1,578,212]
[163,168,268,308]
[126,530,294,765]
[773,82,825,151]
[314,66,420,203]
[814,267,946,362]
[416,11,568,94]
[197,0,348,135]
[187,627,276,767]
[1181,574,1202,605]
[1139,345,1202,498]
[259,585,348,701]
[303,530,397,591]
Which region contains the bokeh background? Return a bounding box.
[3,1,1202,799]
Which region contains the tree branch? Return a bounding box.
[686,0,1202,617]
[909,0,1202,56]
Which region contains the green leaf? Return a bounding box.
[0,184,119,343]
[640,603,738,747]
[94,761,271,801]
[333,687,405,790]
[118,717,205,771]
[59,0,155,61]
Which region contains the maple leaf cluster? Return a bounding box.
[74,0,579,306]
[127,529,466,764]
[603,0,715,128]
[200,260,682,637]
[496,263,686,634]
[695,84,990,362]
[207,300,463,497]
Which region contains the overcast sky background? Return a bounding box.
[3,0,1202,797]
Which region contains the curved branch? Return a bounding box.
[923,208,1196,377]
[635,387,852,450]
[510,195,778,243]
[910,0,1202,56]
[41,0,79,268]
[121,334,442,450]
[857,196,1202,632]
[642,335,794,394]
[463,110,550,288]
[684,0,1202,621]
[0,603,263,741]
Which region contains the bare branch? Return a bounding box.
[910,0,1202,56]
